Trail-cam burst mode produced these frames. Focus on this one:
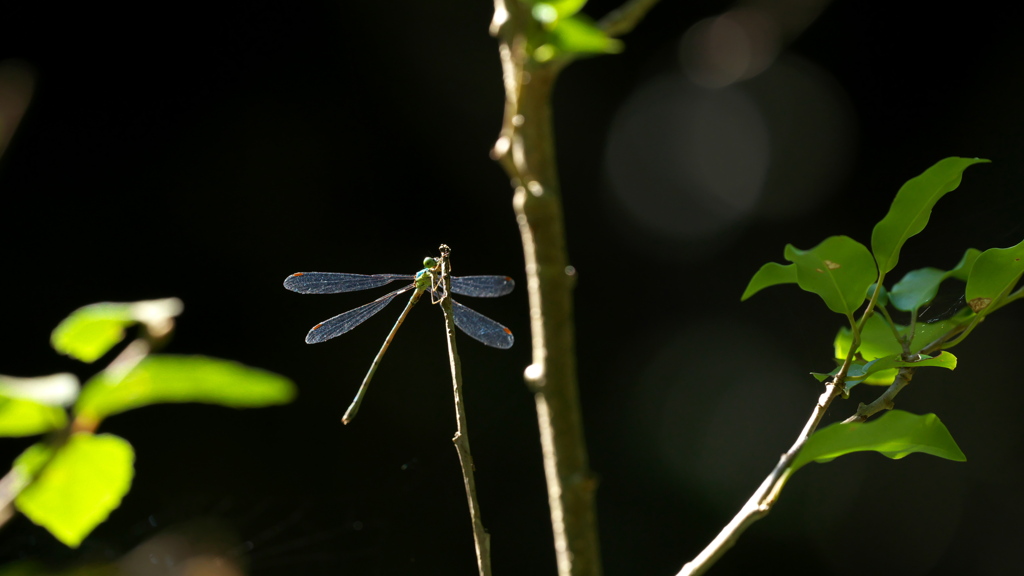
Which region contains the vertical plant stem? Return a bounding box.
[490,2,663,573]
[491,3,601,575]
[438,245,492,576]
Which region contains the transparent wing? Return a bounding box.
[284,272,413,295]
[452,300,514,349]
[450,275,515,298]
[305,284,415,344]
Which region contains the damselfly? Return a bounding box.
[284,254,514,423]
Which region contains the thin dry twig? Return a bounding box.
[437,245,492,576]
[843,367,915,424]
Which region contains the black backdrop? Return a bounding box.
[2,1,1023,575]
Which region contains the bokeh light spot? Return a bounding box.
[605,76,770,243]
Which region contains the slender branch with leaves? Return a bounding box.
[678,157,1016,575]
[489,2,1022,575]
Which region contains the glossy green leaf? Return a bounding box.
[847,352,956,380]
[965,238,1024,315]
[14,433,135,548]
[909,307,975,350]
[76,355,296,421]
[741,262,797,301]
[857,369,898,387]
[890,267,946,312]
[810,366,841,382]
[831,309,966,385]
[889,249,982,316]
[811,362,891,391]
[833,314,902,385]
[834,313,902,360]
[792,410,966,472]
[843,362,896,391]
[947,248,981,282]
[871,157,989,274]
[784,236,877,315]
[51,299,183,363]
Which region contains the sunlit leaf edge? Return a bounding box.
[870,157,989,274]
[792,410,966,473]
[76,355,296,420]
[741,262,797,301]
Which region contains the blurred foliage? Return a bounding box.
[1,299,295,548]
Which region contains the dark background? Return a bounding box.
[2,1,1023,575]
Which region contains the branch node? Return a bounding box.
[524,363,546,391]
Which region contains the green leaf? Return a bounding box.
[531,0,587,22]
[947,248,982,282]
[546,0,587,18]
[0,374,78,437]
[871,157,989,274]
[965,238,1024,315]
[889,249,983,315]
[867,283,889,307]
[541,15,623,60]
[784,236,877,315]
[847,352,957,380]
[741,262,797,301]
[14,434,135,548]
[792,410,966,473]
[810,366,841,382]
[51,303,135,363]
[0,398,66,437]
[890,267,946,312]
[51,299,184,363]
[834,311,965,387]
[76,355,296,421]
[908,307,975,350]
[834,313,902,361]
[833,314,904,385]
